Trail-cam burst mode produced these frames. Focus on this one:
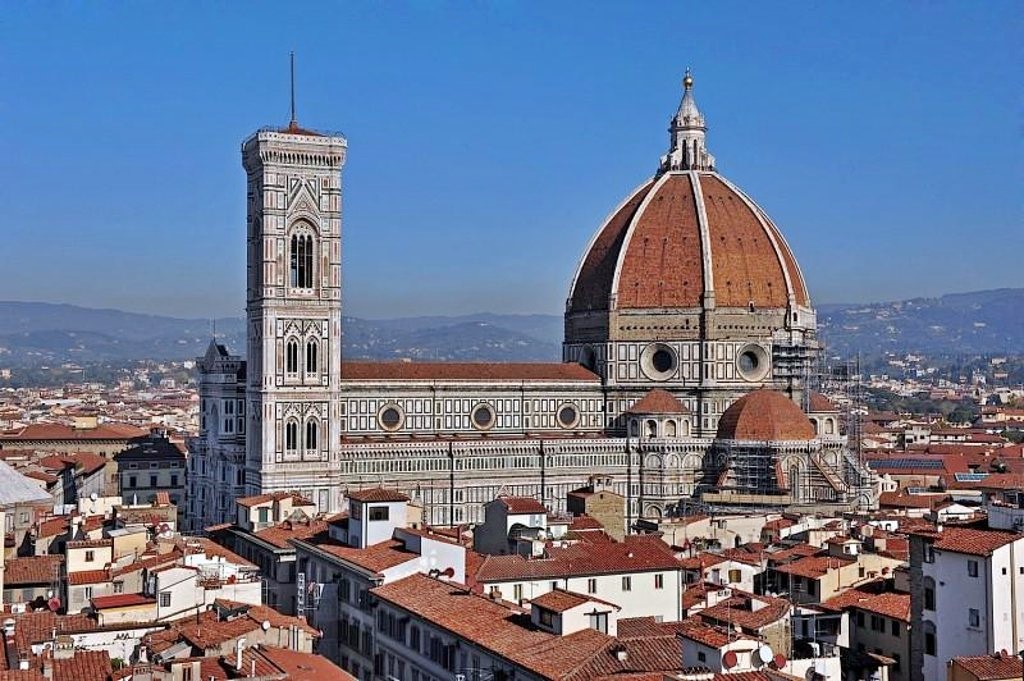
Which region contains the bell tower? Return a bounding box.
[242,115,346,512]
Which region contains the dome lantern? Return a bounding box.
[660,69,716,173]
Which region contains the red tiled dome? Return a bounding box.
[568,171,809,313]
[808,392,838,413]
[716,390,815,441]
[626,389,689,415]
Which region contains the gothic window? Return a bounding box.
[286,340,299,374]
[305,420,319,451]
[306,340,319,373]
[289,233,314,288]
[285,421,298,452]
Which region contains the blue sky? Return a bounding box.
[1,2,1020,318]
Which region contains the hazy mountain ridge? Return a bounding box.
[816,288,1024,357]
[0,289,1020,367]
[0,302,559,365]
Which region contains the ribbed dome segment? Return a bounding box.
[716,390,815,441]
[567,171,809,314]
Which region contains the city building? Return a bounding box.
[114,434,187,510]
[908,524,1024,681]
[0,418,148,496]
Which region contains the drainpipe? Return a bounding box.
[1011,540,1019,653]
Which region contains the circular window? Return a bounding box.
[471,404,496,430]
[736,344,770,382]
[652,349,674,373]
[378,404,405,431]
[640,343,678,381]
[557,404,580,429]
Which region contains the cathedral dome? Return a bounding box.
[567,74,809,315]
[715,390,816,441]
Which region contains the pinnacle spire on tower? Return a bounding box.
[659,69,716,173]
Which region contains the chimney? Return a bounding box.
[235,637,246,671]
[41,649,53,679]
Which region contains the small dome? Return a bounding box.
[626,389,690,415]
[716,390,815,441]
[808,392,838,413]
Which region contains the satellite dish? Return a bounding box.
[772,653,787,669]
[261,620,271,631]
[757,645,774,664]
[90,492,98,502]
[47,598,61,612]
[722,651,738,669]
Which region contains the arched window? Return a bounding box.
[306,340,318,373]
[305,420,318,450]
[286,340,299,374]
[923,576,936,611]
[646,419,658,439]
[923,620,936,656]
[290,233,314,288]
[285,421,298,452]
[665,420,677,438]
[825,418,835,435]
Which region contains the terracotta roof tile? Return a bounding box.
[254,645,354,681]
[772,554,854,579]
[67,570,110,586]
[674,617,749,648]
[919,526,1024,557]
[823,588,910,622]
[0,671,46,681]
[91,594,155,609]
[0,423,146,442]
[476,536,679,582]
[52,649,112,681]
[497,495,547,514]
[951,652,1024,681]
[341,361,599,382]
[698,592,790,631]
[372,574,617,680]
[297,537,417,575]
[4,555,62,586]
[346,487,410,503]
[36,517,70,539]
[253,519,328,549]
[530,589,620,614]
[10,612,97,657]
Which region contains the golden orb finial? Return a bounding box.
[683,68,694,90]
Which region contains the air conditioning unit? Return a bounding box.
[10,604,26,614]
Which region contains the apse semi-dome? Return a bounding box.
[568,76,809,316]
[716,389,816,441]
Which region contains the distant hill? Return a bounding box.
[0,302,560,366]
[816,288,1024,358]
[0,289,1020,367]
